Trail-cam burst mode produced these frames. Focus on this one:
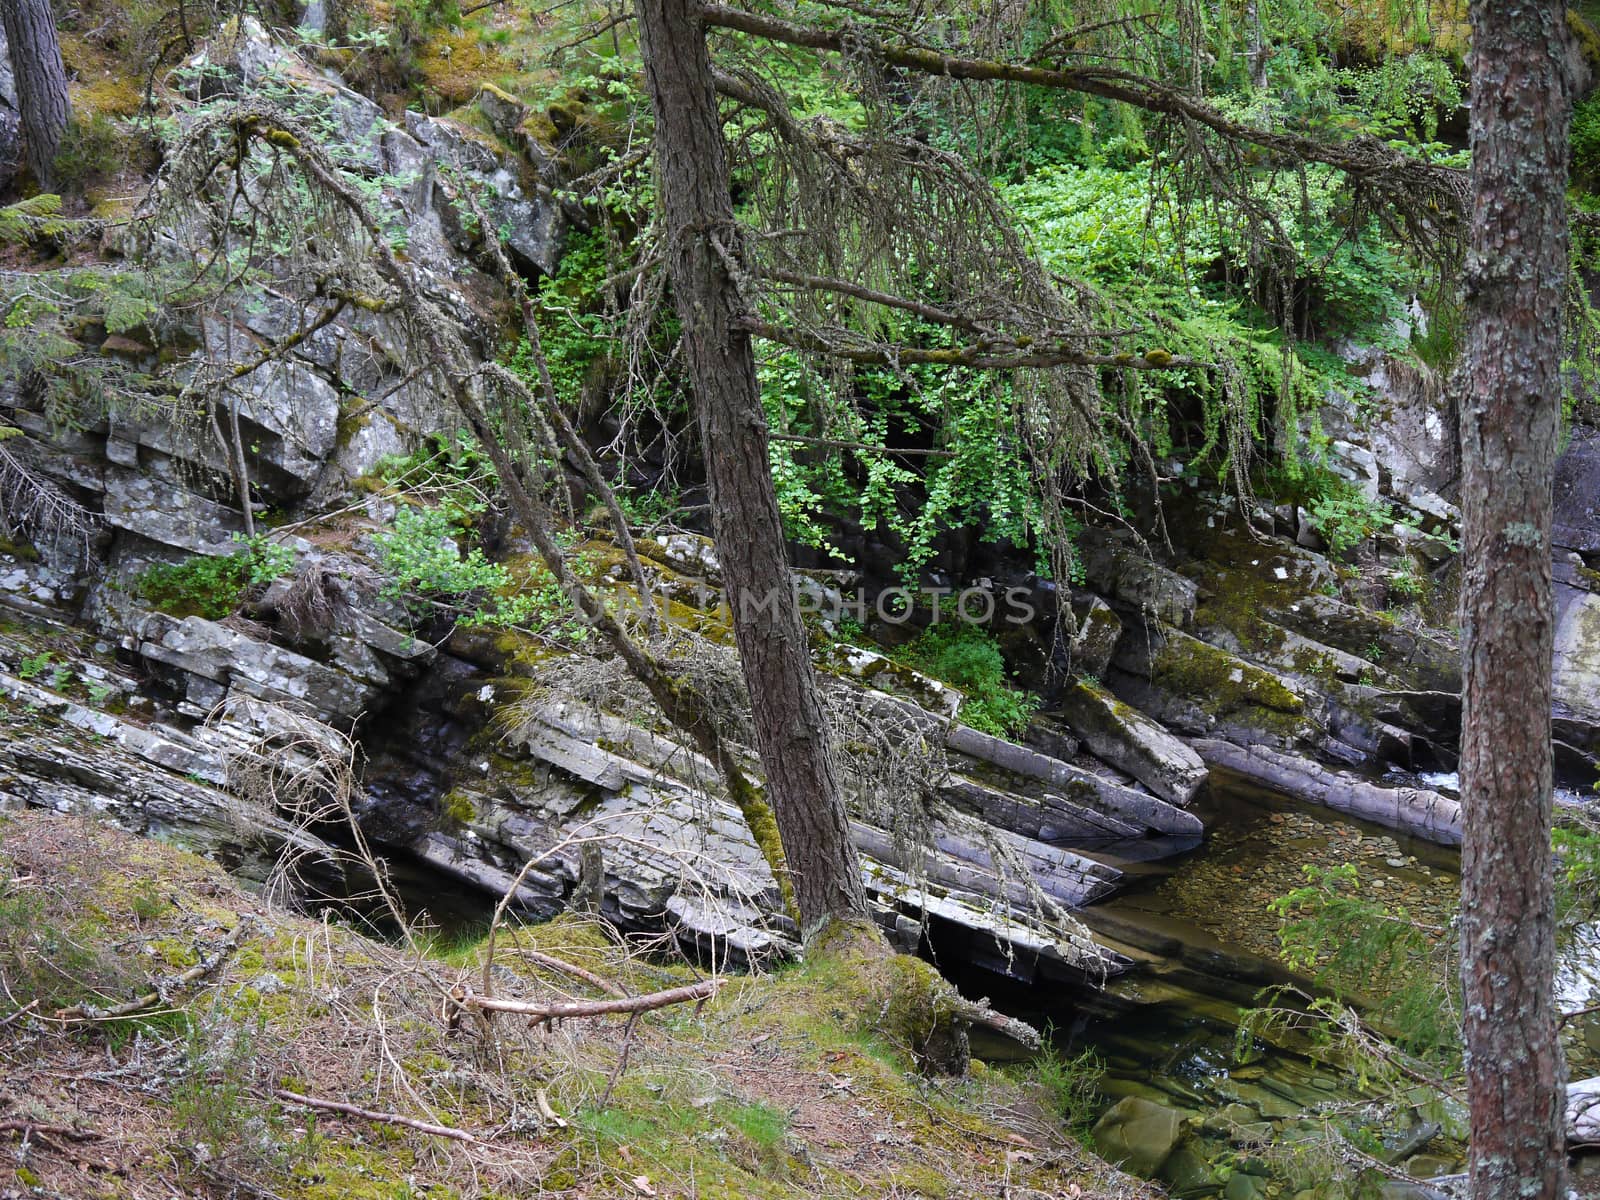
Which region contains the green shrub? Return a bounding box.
[1307,481,1387,556]
[1029,1044,1104,1134]
[895,623,1039,738]
[53,112,131,189]
[368,430,497,515]
[135,536,294,620]
[374,504,581,636]
[374,503,509,618]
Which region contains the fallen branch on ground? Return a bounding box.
[52,917,257,1022]
[451,978,721,1028]
[511,949,628,999]
[951,999,1042,1051]
[274,1090,488,1146]
[0,1119,101,1142]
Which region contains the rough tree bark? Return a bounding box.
[636,0,870,933]
[1458,1,1570,1196]
[1,0,68,189]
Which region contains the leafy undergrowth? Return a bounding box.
[0,811,1148,1199]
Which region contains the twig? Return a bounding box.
[0,1119,100,1142]
[1560,999,1600,1026]
[597,1011,641,1108]
[273,1090,487,1146]
[0,998,39,1028]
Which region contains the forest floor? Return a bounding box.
[0,810,1149,1200]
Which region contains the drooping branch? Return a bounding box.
[701,2,1466,214]
[739,316,1212,371]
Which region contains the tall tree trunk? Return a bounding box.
[1458,2,1570,1197]
[2,0,68,189]
[636,0,869,933]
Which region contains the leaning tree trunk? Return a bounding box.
[1458,2,1571,1197]
[636,0,870,933]
[1,0,68,189]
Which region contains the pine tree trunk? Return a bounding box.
[1458,2,1570,1196]
[2,0,68,189]
[636,0,869,933]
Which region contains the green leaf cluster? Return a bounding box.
[1269,862,1458,1063]
[135,536,296,621]
[893,622,1039,739]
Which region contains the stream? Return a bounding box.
[957,780,1498,1199]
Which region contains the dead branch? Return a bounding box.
[454,977,721,1026]
[464,187,662,635]
[0,1120,101,1142]
[273,1089,488,1146]
[513,950,628,999]
[597,1011,641,1107]
[0,439,97,554]
[949,998,1041,1051]
[52,917,256,1022]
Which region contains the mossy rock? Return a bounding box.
[1151,628,1305,728]
[1574,9,1600,75]
[805,921,971,1076]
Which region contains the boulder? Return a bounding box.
[1113,624,1316,749]
[101,470,244,557]
[1069,592,1123,677]
[1091,1096,1186,1177]
[1077,527,1198,628]
[1054,679,1208,806]
[1568,1075,1600,1144]
[404,112,565,276]
[1224,1174,1269,1200]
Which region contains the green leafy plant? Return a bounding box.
[136,536,294,621]
[1269,863,1458,1062]
[895,623,1038,738]
[1388,560,1426,601]
[16,651,53,680]
[374,504,584,638]
[1306,481,1387,556]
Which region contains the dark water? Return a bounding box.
[956,782,1472,1198]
